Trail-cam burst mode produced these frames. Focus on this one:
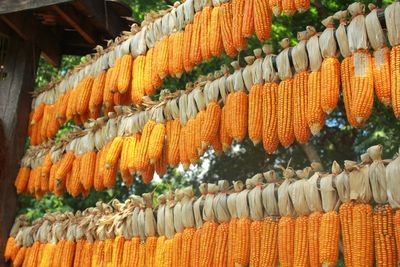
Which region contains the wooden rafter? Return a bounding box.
[0,0,72,15]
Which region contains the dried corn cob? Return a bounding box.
[200,4,212,61]
[103,67,115,108]
[232,0,247,51]
[131,55,146,104]
[262,82,279,154]
[105,136,124,169]
[109,58,121,93]
[220,3,237,57]
[76,76,94,115]
[148,115,166,164]
[278,216,295,267]
[294,0,310,13]
[352,203,374,267]
[190,13,203,65]
[166,118,181,167]
[201,102,221,149]
[135,120,156,173]
[254,0,272,41]
[320,57,340,114]
[242,0,254,37]
[293,71,310,143]
[117,54,134,94]
[391,46,400,118]
[248,83,263,145]
[282,0,296,15]
[277,79,294,148]
[260,218,279,266]
[182,24,194,72]
[269,0,282,16]
[144,49,156,96]
[81,151,96,191]
[210,6,223,57]
[151,43,164,89]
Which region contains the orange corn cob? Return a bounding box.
[391,46,400,118]
[145,236,157,267]
[190,13,203,65]
[93,147,105,191]
[27,167,36,195]
[294,0,310,12]
[128,133,140,175]
[293,71,310,144]
[278,216,295,267]
[282,0,296,15]
[351,52,374,125]
[131,55,146,104]
[186,118,198,163]
[13,246,27,267]
[220,107,232,152]
[168,33,176,76]
[110,58,121,93]
[210,6,223,57]
[254,0,272,41]
[103,67,115,108]
[183,24,195,72]
[230,91,248,142]
[212,222,229,267]
[89,71,106,114]
[73,239,85,267]
[373,48,392,107]
[172,233,183,267]
[81,151,96,191]
[249,220,263,267]
[220,3,237,57]
[111,236,125,266]
[80,240,94,267]
[201,102,221,149]
[307,71,325,135]
[277,79,295,148]
[31,102,45,125]
[4,236,16,261]
[191,229,202,267]
[48,163,58,193]
[56,90,71,123]
[76,76,94,115]
[135,120,156,172]
[319,211,340,267]
[15,167,31,194]
[103,239,114,266]
[307,212,322,267]
[68,156,82,197]
[166,119,181,167]
[66,89,77,121]
[373,205,397,267]
[248,84,264,145]
[40,243,56,267]
[117,54,134,94]
[154,236,166,267]
[194,110,205,157]
[200,221,218,267]
[395,209,400,265]
[211,131,223,156]
[294,216,309,267]
[103,160,118,189]
[55,151,75,183]
[144,48,156,96]
[91,240,102,267]
[339,202,354,267]
[148,123,166,164]
[321,57,340,114]
[234,218,251,266]
[121,238,140,267]
[141,162,155,184]
[182,228,196,267]
[105,136,124,169]
[53,240,67,267]
[260,217,279,266]
[242,0,254,37]
[22,246,32,267]
[352,204,374,267]
[174,32,185,77]
[201,5,212,61]
[157,37,169,80]
[155,144,167,177]
[120,137,133,186]
[232,0,247,51]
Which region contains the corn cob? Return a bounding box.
[306,212,322,267]
[91,240,103,267]
[278,216,295,267]
[103,159,118,189]
[76,76,94,115]
[174,32,185,77]
[120,137,133,186]
[73,239,85,267]
[27,168,36,195]
[145,236,157,267]
[395,210,400,265]
[249,220,263,267]
[339,202,353,267]
[194,110,206,157]
[94,147,105,191]
[144,49,156,96]
[158,37,170,80]
[282,0,296,15]
[199,221,218,267]
[4,236,16,261]
[179,126,190,169]
[164,239,174,267]
[293,216,309,267]
[293,71,310,143]
[190,229,202,267]
[154,236,166,267]
[201,101,221,149]
[321,57,340,114]
[186,118,198,163]
[111,236,125,266]
[15,167,30,194]
[31,103,45,125]
[220,3,237,57]
[277,79,294,148]
[135,120,156,173]
[172,233,183,267]
[68,156,82,197]
[373,205,397,267]
[182,228,195,267]
[148,123,166,164]
[22,246,31,267]
[391,46,400,118]
[210,6,223,57]
[260,217,279,266]
[127,134,140,175]
[56,90,71,124]
[117,54,134,94]
[253,0,272,41]
[230,91,248,142]
[55,151,75,186]
[109,58,121,93]
[242,0,254,38]
[121,238,140,267]
[190,13,202,65]
[306,71,325,135]
[232,0,247,51]
[53,240,66,267]
[89,71,106,115]
[234,218,251,266]
[81,151,96,191]
[351,52,374,124]
[319,211,340,267]
[131,55,146,104]
[248,84,263,145]
[200,5,212,61]
[220,106,232,152]
[103,67,115,108]
[166,119,181,167]
[294,0,310,12]
[151,42,164,89]
[48,163,58,193]
[14,246,27,267]
[269,0,282,15]
[80,240,94,267]
[352,203,374,267]
[105,136,124,169]
[168,33,176,77]
[104,239,114,266]
[141,163,155,184]
[372,47,392,107]
[183,24,194,72]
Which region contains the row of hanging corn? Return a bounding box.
[6,144,400,266]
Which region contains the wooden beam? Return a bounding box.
[0,0,72,15]
[52,4,97,45]
[73,0,128,38]
[0,20,11,37]
[1,12,61,67]
[0,34,39,266]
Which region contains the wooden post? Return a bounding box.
[0,34,38,265]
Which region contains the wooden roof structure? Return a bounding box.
[0,0,134,66]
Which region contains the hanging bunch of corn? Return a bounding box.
[348,3,374,125]
[260,171,279,266]
[211,181,230,267]
[248,174,264,267]
[348,153,374,267]
[319,162,341,267]
[200,0,212,61]
[366,4,392,107]
[291,168,313,267]
[292,31,311,144]
[262,45,280,154]
[304,165,324,267]
[368,145,397,267]
[180,187,196,267]
[385,2,400,118]
[248,49,264,146]
[319,16,340,115]
[220,0,237,57]
[276,39,295,148]
[277,166,296,267]
[254,0,272,41]
[191,184,207,267]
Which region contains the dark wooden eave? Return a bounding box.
[0,0,133,67]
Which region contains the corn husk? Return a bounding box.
[143,193,157,238]
[335,167,351,204]
[242,56,255,91]
[304,171,323,212]
[184,0,195,24]
[262,45,279,83]
[365,5,386,51]
[231,61,245,92]
[203,183,219,222]
[385,2,400,47]
[320,161,341,212]
[138,202,146,241]
[278,167,296,217]
[179,93,189,126]
[236,179,251,219]
[156,194,167,236]
[248,174,264,221]
[262,171,280,217]
[181,186,196,228]
[173,189,184,233]
[252,49,264,85]
[347,3,368,53]
[276,39,293,80]
[368,145,389,204]
[292,31,309,73]
[165,191,175,239]
[319,17,337,58]
[130,196,143,239]
[218,66,229,104]
[193,183,207,229]
[213,180,231,223]
[305,27,322,72]
[228,181,243,219]
[347,154,373,203]
[387,148,400,209]
[333,11,352,58]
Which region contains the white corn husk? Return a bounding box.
[242,56,255,92]
[173,189,185,233]
[276,39,293,81]
[347,153,373,203]
[248,174,264,221]
[292,31,309,73]
[193,183,207,229]
[181,186,196,228]
[143,193,157,238]
[319,16,337,59]
[156,194,167,236]
[385,2,400,47]
[335,166,351,204]
[368,145,389,204]
[278,167,296,217]
[262,171,280,217]
[387,148,400,209]
[289,167,312,216]
[203,183,219,222]
[164,191,176,239]
[305,171,323,212]
[333,11,352,59]
[320,161,341,212]
[365,5,387,51]
[252,49,264,85]
[228,181,243,219]
[213,180,231,223]
[347,3,368,53]
[231,61,245,92]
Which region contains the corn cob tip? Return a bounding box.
[356,117,365,124]
[105,163,112,170]
[272,7,282,16]
[222,145,230,152]
[234,138,244,143]
[150,159,156,165]
[183,163,190,170]
[310,123,322,136]
[324,108,334,115]
[201,142,209,150]
[252,140,260,146]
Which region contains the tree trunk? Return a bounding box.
[300,143,324,170]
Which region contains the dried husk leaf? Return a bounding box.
[387,148,400,208]
[367,145,388,204]
[193,183,207,228]
[320,161,341,212]
[248,174,264,221]
[213,180,231,223]
[262,171,280,217]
